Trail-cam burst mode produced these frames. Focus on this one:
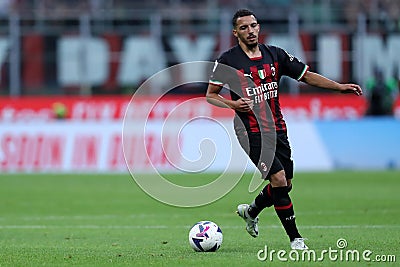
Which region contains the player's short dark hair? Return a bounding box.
[232,9,257,27]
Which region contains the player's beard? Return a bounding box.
[246,42,258,50]
[240,34,258,50]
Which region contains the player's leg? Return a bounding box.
[269,133,307,249]
[247,175,293,219]
[247,134,293,219]
[236,131,281,237]
[247,183,273,218]
[270,169,307,249]
[269,169,299,240]
[235,131,264,237]
[238,159,275,237]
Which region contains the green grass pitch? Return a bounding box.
[0,171,399,266]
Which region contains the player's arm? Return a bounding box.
[301,71,363,96]
[206,83,254,112]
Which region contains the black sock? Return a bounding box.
[271,186,301,241]
[248,183,273,218]
[248,183,293,218]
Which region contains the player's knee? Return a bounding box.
[270,170,287,187]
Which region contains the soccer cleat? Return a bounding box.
[236,204,259,238]
[290,238,309,250]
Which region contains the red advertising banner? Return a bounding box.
[0,95,233,121]
[0,94,398,121]
[280,94,368,120]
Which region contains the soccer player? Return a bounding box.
[206,9,362,250]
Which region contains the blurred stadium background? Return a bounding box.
[1,2,399,265]
[0,0,399,173]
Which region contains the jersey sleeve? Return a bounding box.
[276,47,309,81]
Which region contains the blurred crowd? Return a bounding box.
[2,0,288,17]
[0,0,398,105]
[343,0,400,32]
[0,0,397,32]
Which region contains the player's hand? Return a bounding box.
[234,98,254,112]
[339,84,363,96]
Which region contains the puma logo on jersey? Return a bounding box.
[244,73,253,80]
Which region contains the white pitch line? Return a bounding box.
[0,225,399,230]
[0,225,168,229]
[3,209,394,222]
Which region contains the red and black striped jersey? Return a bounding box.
[209,44,308,134]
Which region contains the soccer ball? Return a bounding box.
[188,221,223,252]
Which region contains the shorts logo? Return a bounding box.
[260,162,268,172]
